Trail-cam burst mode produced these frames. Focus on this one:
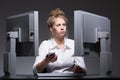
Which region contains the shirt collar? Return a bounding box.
[50,37,71,50]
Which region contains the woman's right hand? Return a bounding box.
[45,53,57,63]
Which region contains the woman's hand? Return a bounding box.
[45,53,57,63]
[36,54,57,73]
[72,64,86,73]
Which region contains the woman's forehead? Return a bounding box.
[53,17,65,24]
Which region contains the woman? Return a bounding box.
[33,8,86,73]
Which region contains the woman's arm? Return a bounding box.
[36,58,49,73]
[73,56,87,73]
[72,64,86,73]
[36,54,57,73]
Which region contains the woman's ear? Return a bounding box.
[50,27,53,32]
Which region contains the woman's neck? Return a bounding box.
[54,37,65,49]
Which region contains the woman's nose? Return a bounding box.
[61,27,64,30]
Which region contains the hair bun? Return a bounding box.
[49,8,65,17]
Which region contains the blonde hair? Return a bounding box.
[47,8,68,28]
[47,8,69,38]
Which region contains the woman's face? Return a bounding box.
[50,17,67,39]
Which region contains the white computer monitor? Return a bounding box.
[74,10,112,76]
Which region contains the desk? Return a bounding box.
[1,75,35,79]
[1,74,114,79]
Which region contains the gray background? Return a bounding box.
[0,0,120,77]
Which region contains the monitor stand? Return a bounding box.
[4,31,18,77]
[98,31,112,76]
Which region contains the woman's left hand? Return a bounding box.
[72,65,86,73]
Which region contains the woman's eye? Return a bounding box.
[63,23,66,26]
[57,24,61,27]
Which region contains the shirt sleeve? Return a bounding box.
[74,56,86,70]
[33,56,42,74]
[33,41,49,74]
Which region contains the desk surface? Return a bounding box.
[1,74,114,79]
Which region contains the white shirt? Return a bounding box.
[33,38,86,73]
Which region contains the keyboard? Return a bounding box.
[37,73,85,77]
[36,73,85,79]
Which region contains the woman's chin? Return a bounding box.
[58,35,65,39]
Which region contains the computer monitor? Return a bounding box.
[74,10,111,56]
[6,11,39,56]
[74,10,112,76]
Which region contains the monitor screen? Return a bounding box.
[6,11,39,56]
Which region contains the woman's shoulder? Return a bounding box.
[40,39,51,44]
[65,38,74,47]
[39,39,55,49]
[66,38,74,43]
[40,39,54,46]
